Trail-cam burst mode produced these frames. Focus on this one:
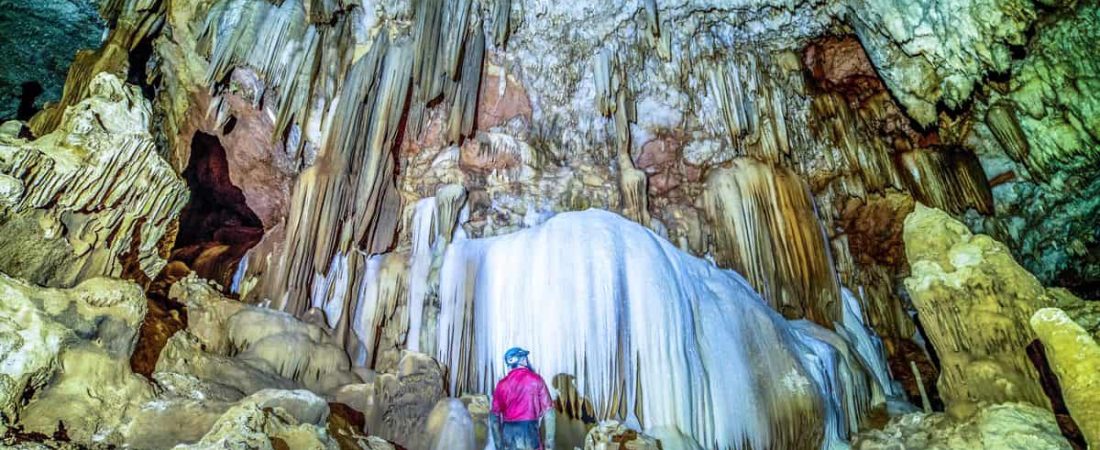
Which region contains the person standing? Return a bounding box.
[490,347,556,450]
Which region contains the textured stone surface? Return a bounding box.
[584,421,661,450]
[0,72,188,287]
[0,0,105,121]
[967,3,1100,297]
[843,0,1036,125]
[854,403,1071,450]
[335,351,448,449]
[903,204,1051,417]
[171,389,338,450]
[156,275,361,397]
[0,272,151,443]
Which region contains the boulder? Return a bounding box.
[584,421,661,450]
[854,403,1070,450]
[1031,308,1100,448]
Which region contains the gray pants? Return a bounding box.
[501,420,540,450]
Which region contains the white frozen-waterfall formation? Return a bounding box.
[436,209,884,449]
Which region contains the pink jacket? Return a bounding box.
[491,367,554,422]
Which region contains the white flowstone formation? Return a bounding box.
[435,209,881,449]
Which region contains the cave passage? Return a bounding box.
[171,131,264,289]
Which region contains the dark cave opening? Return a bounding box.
[16,82,44,121]
[171,131,264,290]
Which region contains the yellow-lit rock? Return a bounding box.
[1030,308,1100,448]
[903,204,1051,417]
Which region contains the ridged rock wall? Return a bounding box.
[0,73,188,287]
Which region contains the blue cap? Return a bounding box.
[504,347,530,367]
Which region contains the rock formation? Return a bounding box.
[903,204,1052,417]
[1031,308,1100,448]
[854,403,1071,450]
[0,273,150,442]
[0,72,188,287]
[436,209,882,449]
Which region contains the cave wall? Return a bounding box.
[60,0,1094,364]
[0,0,105,121]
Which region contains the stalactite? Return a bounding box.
[491,0,513,48]
[705,53,800,164]
[247,31,410,317]
[349,253,410,369]
[985,101,1031,168]
[703,158,842,325]
[897,147,994,215]
[407,199,439,356]
[410,0,484,143]
[810,93,903,194]
[436,210,880,450]
[303,0,355,23]
[595,48,649,226]
[447,16,486,144]
[199,0,356,159]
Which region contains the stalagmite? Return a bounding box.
[903,204,1051,417]
[436,209,878,449]
[424,399,477,450]
[703,158,841,325]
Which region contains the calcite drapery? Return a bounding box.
[703,157,841,324]
[437,210,881,450]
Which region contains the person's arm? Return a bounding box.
[490,387,505,450]
[538,382,556,450]
[541,409,556,450]
[489,412,505,450]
